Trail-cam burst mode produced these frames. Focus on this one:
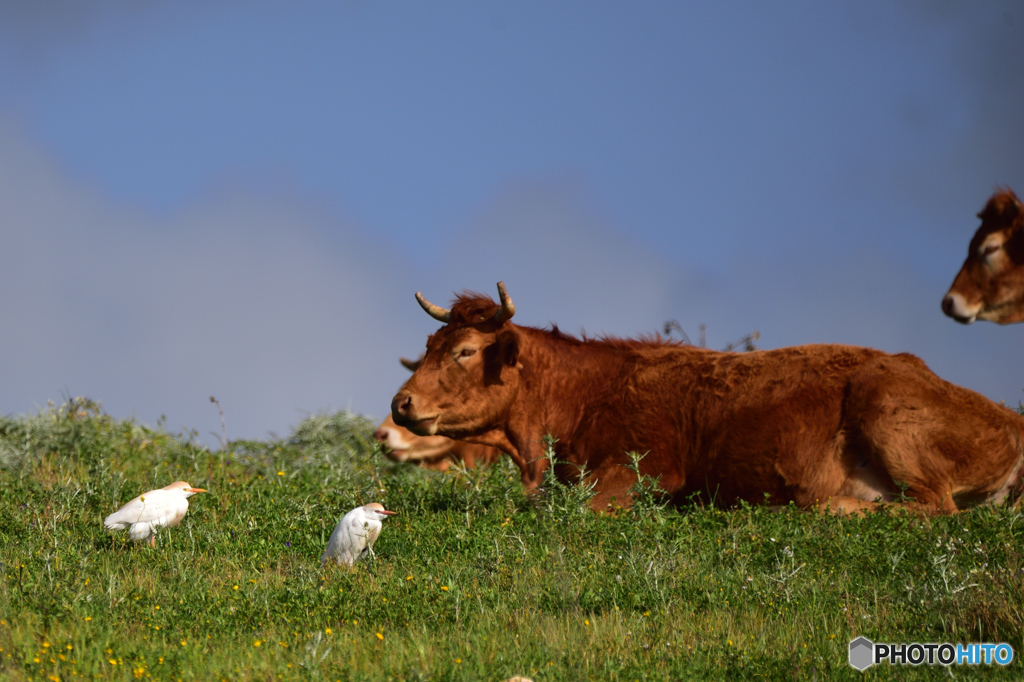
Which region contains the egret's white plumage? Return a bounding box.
[321,503,397,566]
[104,481,207,546]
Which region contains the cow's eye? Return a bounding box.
[981,243,1000,258]
[457,348,477,360]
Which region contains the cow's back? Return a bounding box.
[549,344,912,507]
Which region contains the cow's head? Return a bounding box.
[391,282,521,438]
[942,189,1024,324]
[375,357,459,470]
[374,413,458,470]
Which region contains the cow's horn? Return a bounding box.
[415,292,451,323]
[492,281,516,323]
[399,357,422,371]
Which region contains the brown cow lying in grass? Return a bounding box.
[943,188,1024,324]
[393,282,1024,513]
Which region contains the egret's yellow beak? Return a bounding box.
[186,487,207,493]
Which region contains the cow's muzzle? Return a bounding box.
[391,392,439,434]
[392,392,414,421]
[941,291,977,324]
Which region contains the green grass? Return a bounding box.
[1,397,1023,680]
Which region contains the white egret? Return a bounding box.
[321,503,397,566]
[104,481,207,547]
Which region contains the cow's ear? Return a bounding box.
[495,328,520,367]
[1008,196,1022,221]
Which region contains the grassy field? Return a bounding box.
[1,397,1022,681]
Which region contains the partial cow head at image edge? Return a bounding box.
[943,188,1024,325]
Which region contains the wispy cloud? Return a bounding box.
[1,114,1022,446]
[0,118,419,440]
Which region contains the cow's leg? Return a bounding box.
[583,454,683,513]
[813,496,881,515]
[818,495,956,516]
[582,459,642,512]
[938,493,960,514]
[501,429,548,491]
[839,355,1018,514]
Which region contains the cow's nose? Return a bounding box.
[373,428,389,443]
[941,295,955,317]
[392,392,414,420]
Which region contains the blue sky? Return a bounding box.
[0,1,1021,442]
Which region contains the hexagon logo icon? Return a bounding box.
[849,636,874,671]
